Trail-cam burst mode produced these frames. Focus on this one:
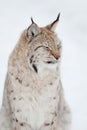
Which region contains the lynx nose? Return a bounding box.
[50,50,60,60]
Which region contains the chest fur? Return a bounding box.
[8,70,60,130]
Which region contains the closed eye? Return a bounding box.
[34,46,49,51]
[34,46,44,51]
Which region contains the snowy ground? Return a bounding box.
[0,0,87,130]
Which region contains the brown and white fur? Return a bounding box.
[0,14,71,130]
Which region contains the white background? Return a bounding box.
[0,0,87,130]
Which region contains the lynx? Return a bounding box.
[0,14,71,130]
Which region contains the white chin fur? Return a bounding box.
[38,61,58,75]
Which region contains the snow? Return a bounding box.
[0,0,87,129]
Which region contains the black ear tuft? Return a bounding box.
[31,17,34,24]
[45,13,60,31]
[56,13,60,21]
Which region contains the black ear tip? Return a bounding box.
[57,13,60,21]
[31,17,34,24]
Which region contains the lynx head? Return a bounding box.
[26,14,61,73]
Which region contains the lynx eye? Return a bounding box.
[34,46,49,51]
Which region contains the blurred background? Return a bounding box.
[0,0,87,129]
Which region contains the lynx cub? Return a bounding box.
[0,14,71,130]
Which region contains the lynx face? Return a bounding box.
[26,15,61,73]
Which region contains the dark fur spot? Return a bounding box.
[45,123,50,126]
[11,90,14,93]
[51,121,54,125]
[13,97,16,100]
[20,123,24,126]
[11,73,13,76]
[16,77,22,84]
[26,84,29,87]
[17,109,21,112]
[19,97,23,100]
[53,97,56,99]
[32,64,38,73]
[45,121,54,126]
[50,82,53,85]
[30,55,34,63]
[16,119,18,122]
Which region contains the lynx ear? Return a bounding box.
[46,13,60,31]
[27,18,41,38]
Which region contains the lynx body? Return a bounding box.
[0,14,71,130]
